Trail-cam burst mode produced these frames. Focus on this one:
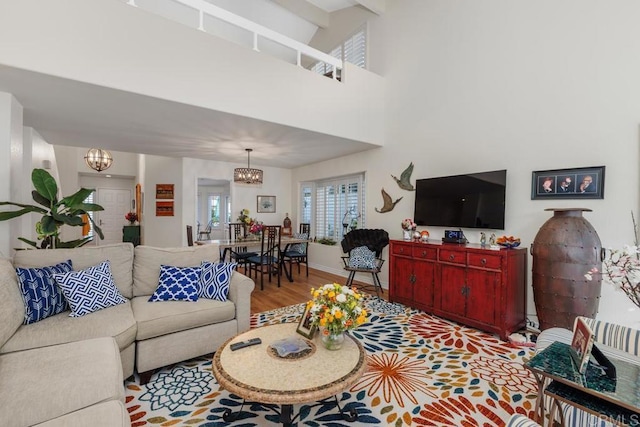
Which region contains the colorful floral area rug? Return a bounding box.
[126,297,538,426]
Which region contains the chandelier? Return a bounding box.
[233,148,263,184]
[84,148,113,172]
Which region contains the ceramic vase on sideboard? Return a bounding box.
[531,208,602,331]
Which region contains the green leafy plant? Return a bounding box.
[317,237,337,246]
[0,168,104,248]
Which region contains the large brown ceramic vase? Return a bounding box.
[531,208,602,331]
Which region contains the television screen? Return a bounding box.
[414,170,506,229]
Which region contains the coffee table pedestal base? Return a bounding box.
[222,396,359,426]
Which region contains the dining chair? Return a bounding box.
[186,225,194,247]
[247,225,282,290]
[227,222,257,272]
[197,220,213,240]
[340,228,389,297]
[281,223,310,278]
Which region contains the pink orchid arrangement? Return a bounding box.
[585,212,640,309]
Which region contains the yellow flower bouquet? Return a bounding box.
[307,283,368,346]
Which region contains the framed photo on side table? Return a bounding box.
[257,195,276,213]
[570,317,595,374]
[531,166,605,200]
[296,304,317,339]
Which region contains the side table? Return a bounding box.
[525,341,640,426]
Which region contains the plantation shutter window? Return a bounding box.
[301,174,365,241]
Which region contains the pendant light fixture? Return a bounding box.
[84,148,113,172]
[234,148,263,184]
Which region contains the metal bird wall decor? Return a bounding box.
[375,188,403,213]
[391,162,415,191]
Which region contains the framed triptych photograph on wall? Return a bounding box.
[531,166,605,200]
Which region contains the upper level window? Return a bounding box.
[300,173,365,241]
[311,26,367,75]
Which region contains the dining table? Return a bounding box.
[195,236,310,282]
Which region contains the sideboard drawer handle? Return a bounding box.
[449,254,455,261]
[481,258,487,265]
[399,247,404,253]
[422,251,427,257]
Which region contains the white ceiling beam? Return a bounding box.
[271,0,330,28]
[354,0,385,15]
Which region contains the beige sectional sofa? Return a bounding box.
[0,242,255,427]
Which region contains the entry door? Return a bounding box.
[96,188,132,245]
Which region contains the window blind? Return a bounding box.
[302,173,365,240]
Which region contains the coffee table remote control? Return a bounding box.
[230,338,262,351]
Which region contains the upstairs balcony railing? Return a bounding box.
[125,0,342,80]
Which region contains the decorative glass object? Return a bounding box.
[321,329,345,350]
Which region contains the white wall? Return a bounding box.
[141,155,183,247]
[0,93,23,257]
[295,0,640,327]
[21,128,58,246]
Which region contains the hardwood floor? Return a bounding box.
[249,267,388,314]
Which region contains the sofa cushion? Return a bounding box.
[348,245,377,269]
[0,258,25,349]
[53,261,127,317]
[200,261,237,301]
[133,244,220,297]
[16,260,73,324]
[132,296,235,340]
[13,243,134,298]
[149,265,201,302]
[288,232,308,254]
[0,301,136,354]
[0,337,124,427]
[33,400,129,427]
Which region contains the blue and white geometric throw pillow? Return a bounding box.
[52,260,126,317]
[16,259,73,324]
[288,232,309,254]
[199,261,237,301]
[149,265,201,302]
[348,245,377,269]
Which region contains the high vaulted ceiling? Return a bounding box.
[1,0,385,169]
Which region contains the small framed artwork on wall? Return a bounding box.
[257,195,276,213]
[156,201,174,216]
[156,184,174,200]
[531,166,605,200]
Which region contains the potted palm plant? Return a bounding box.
[0,168,105,248]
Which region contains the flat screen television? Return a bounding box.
[414,169,507,230]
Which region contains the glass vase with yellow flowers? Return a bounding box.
[306,283,368,350]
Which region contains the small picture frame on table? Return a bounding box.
[296,304,317,339]
[531,166,605,200]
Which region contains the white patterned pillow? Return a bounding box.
[149,265,201,302]
[348,245,377,269]
[288,232,309,254]
[52,261,126,317]
[199,261,237,301]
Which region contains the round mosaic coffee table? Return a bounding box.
[212,322,366,426]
